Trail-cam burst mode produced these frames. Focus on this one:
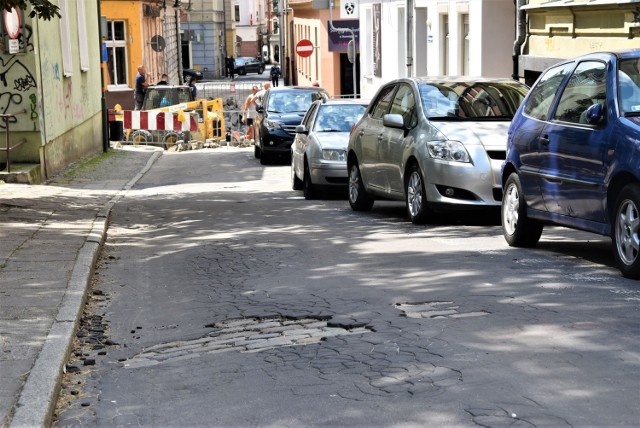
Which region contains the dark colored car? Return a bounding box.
[254,86,330,164]
[501,49,640,279]
[183,68,203,83]
[234,57,265,75]
[347,77,529,223]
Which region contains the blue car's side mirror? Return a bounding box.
[585,103,604,125]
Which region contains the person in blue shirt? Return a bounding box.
[134,65,149,110]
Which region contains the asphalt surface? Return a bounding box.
[0,146,163,427]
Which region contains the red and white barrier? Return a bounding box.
[122,110,197,132]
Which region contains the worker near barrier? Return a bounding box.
[242,85,260,142]
[188,76,197,99]
[254,81,272,109]
[156,74,169,85]
[134,65,150,110]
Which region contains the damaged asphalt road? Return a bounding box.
[54,149,640,427]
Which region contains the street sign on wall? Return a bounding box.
[296,39,314,58]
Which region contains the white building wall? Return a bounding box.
[359,0,514,99]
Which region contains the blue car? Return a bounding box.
[501,50,640,279]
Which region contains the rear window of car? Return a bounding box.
[419,81,529,120]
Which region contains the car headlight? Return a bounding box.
[264,119,283,130]
[322,149,346,161]
[427,140,470,163]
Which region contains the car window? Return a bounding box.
[523,62,572,120]
[267,91,326,113]
[302,103,319,127]
[371,85,396,119]
[618,57,640,115]
[553,61,607,124]
[389,84,418,128]
[314,104,367,132]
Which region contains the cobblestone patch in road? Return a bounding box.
[122,316,372,369]
[396,301,490,319]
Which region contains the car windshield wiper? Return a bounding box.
[318,129,344,132]
[623,111,640,117]
[267,109,282,113]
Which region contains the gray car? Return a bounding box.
[347,77,529,223]
[291,99,367,199]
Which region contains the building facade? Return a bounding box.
[180,0,226,79]
[517,0,640,85]
[101,0,182,110]
[0,1,103,182]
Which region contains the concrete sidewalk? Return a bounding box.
[0,146,162,427]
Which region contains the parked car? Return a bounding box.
[291,99,368,198]
[234,57,265,75]
[501,50,640,279]
[347,77,529,223]
[183,68,203,83]
[254,86,330,164]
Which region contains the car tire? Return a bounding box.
[259,67,264,74]
[612,183,640,279]
[254,145,261,159]
[291,157,303,190]
[405,163,431,224]
[129,130,153,145]
[348,161,374,211]
[303,161,316,199]
[239,67,246,76]
[260,151,270,165]
[501,173,543,247]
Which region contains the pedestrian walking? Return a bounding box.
[227,56,236,80]
[134,65,149,110]
[242,85,260,142]
[270,62,282,87]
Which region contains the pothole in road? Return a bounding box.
[396,301,490,319]
[123,315,372,369]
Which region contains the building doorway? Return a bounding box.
[340,53,360,98]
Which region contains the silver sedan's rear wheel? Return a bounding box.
[501,173,543,247]
[612,184,640,279]
[405,164,430,224]
[348,161,373,211]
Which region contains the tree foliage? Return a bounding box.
[0,0,60,21]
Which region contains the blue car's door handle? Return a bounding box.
[540,135,550,146]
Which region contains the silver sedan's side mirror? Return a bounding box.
[383,113,405,129]
[295,124,308,134]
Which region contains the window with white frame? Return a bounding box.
[461,14,469,76]
[105,21,128,87]
[77,0,89,71]
[59,0,73,76]
[441,14,449,75]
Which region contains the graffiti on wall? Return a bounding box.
[0,55,38,129]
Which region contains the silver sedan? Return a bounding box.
[291,99,367,199]
[347,77,529,223]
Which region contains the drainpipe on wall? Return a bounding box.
[512,0,526,81]
[406,0,414,77]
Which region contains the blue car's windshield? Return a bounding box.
[618,57,640,116]
[418,81,528,120]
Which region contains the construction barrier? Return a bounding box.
[122,110,197,132]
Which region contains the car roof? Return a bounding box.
[408,76,524,85]
[268,86,329,92]
[315,99,368,106]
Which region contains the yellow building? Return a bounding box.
[101,0,182,110]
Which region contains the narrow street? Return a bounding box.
[54,148,639,427]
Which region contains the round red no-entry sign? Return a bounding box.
[296,39,314,58]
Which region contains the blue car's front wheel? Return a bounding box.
[613,184,640,279]
[502,173,543,247]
